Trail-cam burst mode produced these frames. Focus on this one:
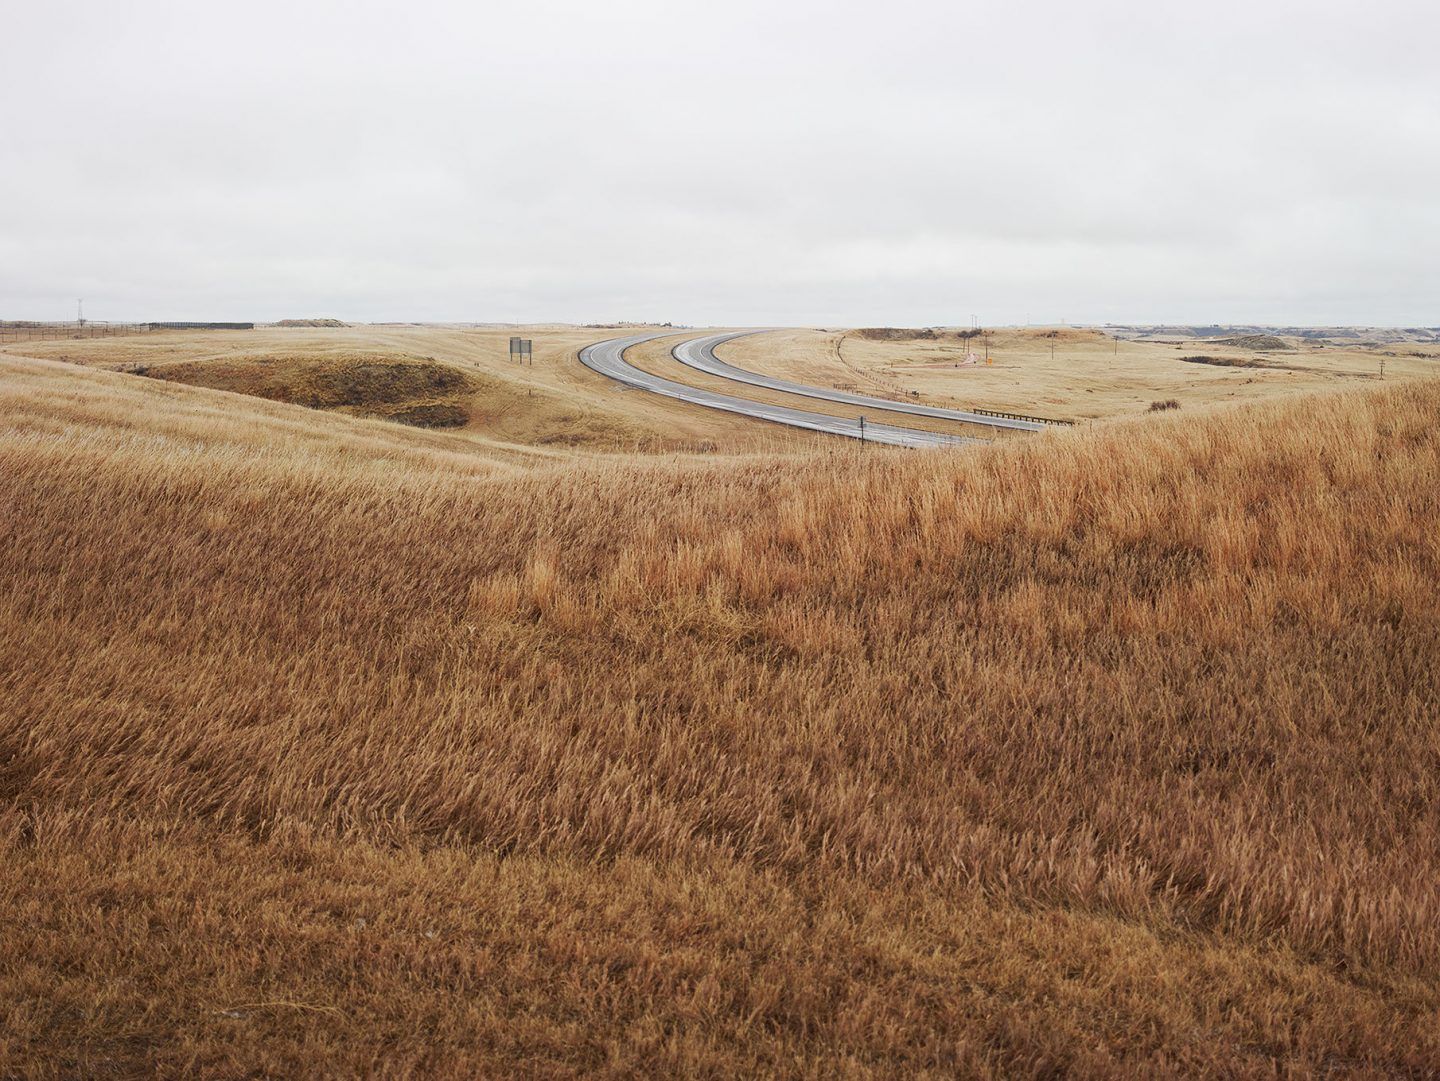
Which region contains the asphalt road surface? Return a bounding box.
[578,332,979,448]
[673,331,1046,433]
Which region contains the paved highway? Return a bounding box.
[673,331,1046,433]
[578,332,979,448]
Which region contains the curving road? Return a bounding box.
[578,332,978,448]
[674,331,1046,433]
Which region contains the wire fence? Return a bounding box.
[0,321,258,343]
[0,321,158,343]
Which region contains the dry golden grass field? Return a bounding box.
[0,325,806,455]
[721,327,1440,422]
[2,329,1439,1077]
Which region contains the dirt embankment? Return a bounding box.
[854,327,1109,344]
[1212,335,1292,351]
[853,327,980,342]
[1179,354,1376,378]
[138,352,476,428]
[1181,355,1271,369]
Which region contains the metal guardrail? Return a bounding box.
[971,407,1074,427]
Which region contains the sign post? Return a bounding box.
[509,337,533,364]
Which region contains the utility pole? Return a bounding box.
[77,298,85,326]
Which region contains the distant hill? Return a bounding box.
[1214,334,1292,350]
[1107,324,1439,344]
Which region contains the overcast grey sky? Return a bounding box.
[3,0,1437,326]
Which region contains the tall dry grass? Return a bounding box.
[2,354,1438,1076]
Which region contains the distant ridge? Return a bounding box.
[1105,324,1439,344]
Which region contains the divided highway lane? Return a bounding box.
[674,331,1047,433]
[578,332,979,448]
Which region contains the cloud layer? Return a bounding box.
[3,0,1437,325]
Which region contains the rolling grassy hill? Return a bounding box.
[2,352,1438,1076]
[721,327,1438,422]
[0,325,797,454]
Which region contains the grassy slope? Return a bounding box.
[718,328,1439,422]
[0,326,780,453]
[2,356,1439,1077]
[142,351,482,429]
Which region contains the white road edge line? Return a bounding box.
[577,331,981,448]
[673,330,1046,433]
